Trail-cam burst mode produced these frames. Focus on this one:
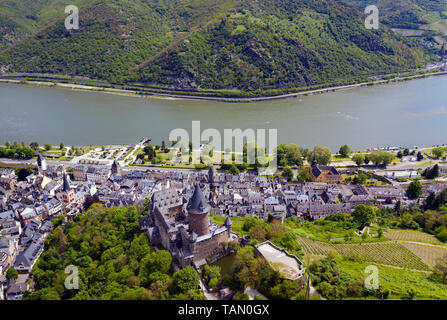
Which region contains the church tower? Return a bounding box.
[187,185,210,237]
[37,153,47,172]
[208,166,215,184]
[111,159,122,176]
[311,155,317,167]
[61,172,75,209]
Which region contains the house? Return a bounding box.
[0,210,15,223]
[0,252,8,275]
[6,282,28,300]
[0,273,5,300]
[20,207,38,225]
[20,220,41,245]
[0,236,18,268]
[73,166,87,181]
[14,240,44,274]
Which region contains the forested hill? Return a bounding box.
[344,0,447,29]
[0,0,431,94]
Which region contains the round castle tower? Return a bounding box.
[187,185,210,237]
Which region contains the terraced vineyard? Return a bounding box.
[385,230,446,246]
[297,236,333,256]
[402,243,447,268]
[297,236,431,271]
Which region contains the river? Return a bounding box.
[0,76,446,151]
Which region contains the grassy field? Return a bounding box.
[210,214,247,236]
[338,259,447,300]
[292,220,385,243]
[297,236,431,271]
[385,229,446,246]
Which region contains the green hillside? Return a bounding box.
[344,0,447,28]
[0,0,433,95]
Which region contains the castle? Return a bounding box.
[146,184,232,267]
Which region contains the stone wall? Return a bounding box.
[188,212,210,236]
[192,228,230,262]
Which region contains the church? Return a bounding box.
[310,156,343,183]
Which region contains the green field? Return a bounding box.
[210,214,247,236]
[338,259,447,300]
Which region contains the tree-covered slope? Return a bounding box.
[0,0,431,93]
[343,0,447,29]
[0,0,93,49]
[25,204,204,300]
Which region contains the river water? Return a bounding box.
[1,76,446,151]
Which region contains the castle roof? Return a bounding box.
[187,185,210,214]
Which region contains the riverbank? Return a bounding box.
[1,69,446,102]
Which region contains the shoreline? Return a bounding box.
[1,69,447,102]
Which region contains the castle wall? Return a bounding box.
[192,228,230,262]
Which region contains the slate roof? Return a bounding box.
[187,185,210,215]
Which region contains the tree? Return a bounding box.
[6,267,18,280]
[352,154,365,167]
[44,142,52,151]
[338,145,351,158]
[144,144,156,160]
[249,225,267,242]
[283,167,293,182]
[425,164,440,179]
[307,146,332,165]
[285,144,303,166]
[407,288,417,300]
[297,166,312,182]
[364,155,370,165]
[397,151,403,158]
[275,144,288,167]
[60,143,64,150]
[432,147,444,159]
[172,266,200,293]
[406,180,422,199]
[29,142,39,150]
[417,152,424,161]
[403,148,410,156]
[368,151,394,167]
[351,205,376,228]
[229,164,240,175]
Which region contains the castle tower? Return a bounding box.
[61,172,75,207]
[111,159,121,176]
[187,185,210,237]
[224,216,232,233]
[37,153,47,172]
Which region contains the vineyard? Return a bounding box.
[402,243,447,268]
[385,230,446,246]
[297,236,431,271]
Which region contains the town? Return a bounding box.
[1,139,447,300]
